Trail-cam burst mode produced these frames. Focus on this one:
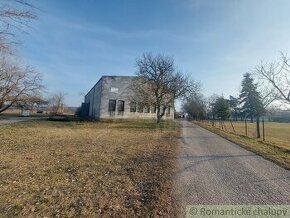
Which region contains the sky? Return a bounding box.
[17,0,290,108]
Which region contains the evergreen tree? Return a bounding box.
[239,73,265,138]
[213,97,230,120]
[228,96,240,121]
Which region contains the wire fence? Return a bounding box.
[197,119,290,149]
[200,119,266,140]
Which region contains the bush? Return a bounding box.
[48,114,69,121]
[75,107,81,116]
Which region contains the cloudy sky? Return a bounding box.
[18,0,290,107]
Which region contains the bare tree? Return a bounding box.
[255,53,290,105]
[49,92,66,114]
[132,53,196,123]
[0,0,37,53]
[0,56,43,113]
[182,92,206,120]
[206,94,220,119]
[15,94,45,110]
[0,1,41,113]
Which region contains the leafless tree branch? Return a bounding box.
[131,53,198,123]
[0,0,37,53]
[49,92,66,114]
[0,56,43,112]
[254,53,290,106]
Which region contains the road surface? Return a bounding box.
[175,120,290,205]
[0,117,45,125]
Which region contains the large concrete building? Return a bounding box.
[82,76,174,120]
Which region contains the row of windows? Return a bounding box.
[129,102,156,113]
[109,100,124,113]
[108,99,171,115]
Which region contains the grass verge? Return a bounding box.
[0,119,180,217]
[194,121,290,170]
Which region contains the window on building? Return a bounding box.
[130,102,137,112]
[108,99,116,112]
[144,104,150,113]
[137,103,143,113]
[151,104,156,113]
[117,100,125,114]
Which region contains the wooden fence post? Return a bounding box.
[230,120,236,133]
[223,121,227,131]
[245,119,248,137]
[262,118,265,141]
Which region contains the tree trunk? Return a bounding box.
[157,114,161,123]
[256,116,261,138]
[0,102,14,113]
[156,106,161,123]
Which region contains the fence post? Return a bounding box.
[262,118,265,141]
[256,117,261,139]
[230,120,236,133]
[245,119,248,136]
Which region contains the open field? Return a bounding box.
[0,120,180,217]
[195,121,290,170]
[0,108,76,120]
[204,120,290,150]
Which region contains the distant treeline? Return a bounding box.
[267,111,290,123]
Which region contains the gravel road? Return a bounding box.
[175,120,290,206]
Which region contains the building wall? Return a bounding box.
[84,78,102,117]
[85,76,174,120]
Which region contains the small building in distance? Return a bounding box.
[81,76,174,120]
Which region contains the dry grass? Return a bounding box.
[205,120,290,150]
[0,120,180,217]
[195,121,290,170]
